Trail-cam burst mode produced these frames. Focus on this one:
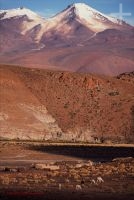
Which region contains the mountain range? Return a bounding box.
[0,3,134,75]
[0,3,134,143]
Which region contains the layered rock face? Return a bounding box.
[0,65,134,143]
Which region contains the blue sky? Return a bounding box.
[0,0,134,25]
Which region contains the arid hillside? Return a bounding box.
[0,65,134,143]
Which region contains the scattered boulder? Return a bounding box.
[76,184,82,191]
[35,163,60,171]
[75,163,84,168]
[9,168,17,173]
[91,179,96,185]
[75,160,93,168]
[96,176,104,183]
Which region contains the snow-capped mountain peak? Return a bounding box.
[71,3,121,24]
[73,3,98,12]
[0,3,131,48]
[0,7,43,21]
[0,7,46,40]
[49,3,125,33]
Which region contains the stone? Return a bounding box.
[10,168,17,173]
[76,185,82,191]
[35,163,60,171]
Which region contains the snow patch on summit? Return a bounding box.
[0,3,130,44]
[0,7,43,21]
[73,3,120,23]
[0,8,45,38]
[46,3,125,33]
[72,3,122,32]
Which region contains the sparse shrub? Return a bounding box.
[57,132,62,138]
[108,91,119,96]
[69,112,76,119]
[64,105,68,108]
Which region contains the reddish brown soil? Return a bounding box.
[0,65,134,143]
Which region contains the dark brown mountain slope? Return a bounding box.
[0,65,134,143]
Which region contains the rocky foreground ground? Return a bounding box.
[0,150,134,200]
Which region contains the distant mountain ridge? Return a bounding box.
[0,3,134,76]
[0,3,132,47]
